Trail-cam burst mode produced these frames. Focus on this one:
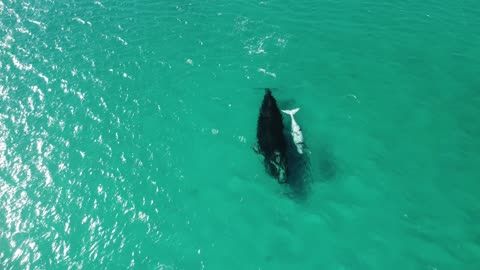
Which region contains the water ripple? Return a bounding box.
[1,0,479,269]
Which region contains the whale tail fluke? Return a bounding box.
[281,108,300,116]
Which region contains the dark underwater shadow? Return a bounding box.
[281,130,338,202]
[315,144,338,182]
[283,129,312,202]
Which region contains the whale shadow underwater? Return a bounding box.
[254,88,312,198]
[283,132,312,200]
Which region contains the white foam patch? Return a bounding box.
[0,85,6,100]
[0,141,6,151]
[36,157,53,185]
[9,53,32,71]
[36,139,43,154]
[258,68,276,78]
[346,94,360,103]
[246,36,269,55]
[16,27,31,35]
[27,19,46,30]
[276,37,288,48]
[117,36,128,46]
[72,17,85,24]
[0,34,14,49]
[38,73,49,84]
[94,1,105,8]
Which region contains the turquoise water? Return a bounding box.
[1,0,480,269]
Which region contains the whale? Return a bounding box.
[281,108,304,154]
[255,89,288,183]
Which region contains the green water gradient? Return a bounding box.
[1,0,479,269]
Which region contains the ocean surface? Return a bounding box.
[1,0,480,269]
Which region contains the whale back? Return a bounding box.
[256,89,288,182]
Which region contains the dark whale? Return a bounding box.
[255,89,288,183]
